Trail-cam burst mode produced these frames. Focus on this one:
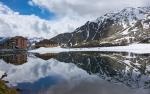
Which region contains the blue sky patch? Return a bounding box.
[0,0,55,20]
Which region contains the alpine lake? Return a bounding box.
[0,51,150,94]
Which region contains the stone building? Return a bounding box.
[35,39,58,48]
[0,36,27,49]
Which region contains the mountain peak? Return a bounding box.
[50,7,150,47]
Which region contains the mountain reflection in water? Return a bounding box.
[0,52,150,94]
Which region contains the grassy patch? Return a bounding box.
[0,80,18,94]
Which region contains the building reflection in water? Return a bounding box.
[0,52,27,65]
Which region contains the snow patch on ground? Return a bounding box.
[0,70,5,78]
[29,44,150,54]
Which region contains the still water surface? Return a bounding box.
[0,52,150,94]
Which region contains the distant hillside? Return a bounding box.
[50,7,150,47]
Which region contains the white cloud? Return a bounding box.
[30,0,149,17]
[0,3,88,39]
[28,0,34,6]
[0,3,14,14]
[0,3,52,38]
[0,0,150,38]
[0,13,52,38]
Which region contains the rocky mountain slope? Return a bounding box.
[50,7,150,47]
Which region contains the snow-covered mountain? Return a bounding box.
[28,37,44,48]
[50,7,150,47]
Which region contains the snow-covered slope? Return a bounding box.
[28,37,44,48]
[51,7,150,47]
[30,44,150,54]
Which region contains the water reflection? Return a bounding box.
[17,76,60,94]
[35,53,57,60]
[35,52,150,89]
[0,52,27,65]
[0,52,150,94]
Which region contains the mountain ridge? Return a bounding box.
[50,7,150,47]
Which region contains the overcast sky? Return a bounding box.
[0,0,150,38]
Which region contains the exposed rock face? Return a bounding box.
[50,7,150,47]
